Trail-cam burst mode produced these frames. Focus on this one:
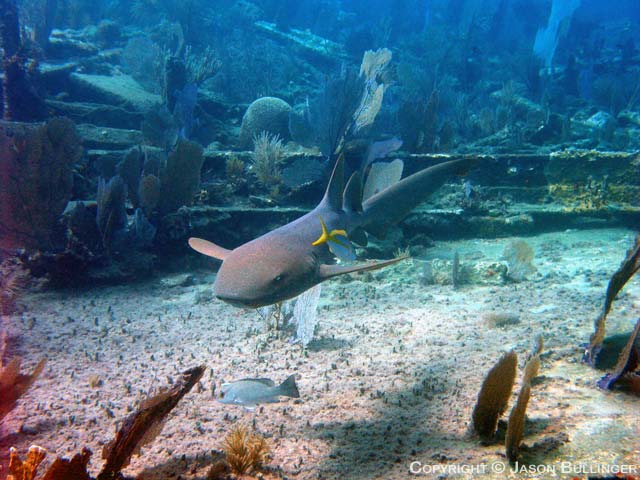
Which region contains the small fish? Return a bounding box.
[312,215,356,262]
[220,374,300,410]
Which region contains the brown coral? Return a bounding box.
[505,384,531,462]
[471,351,517,441]
[586,234,640,365]
[158,138,204,214]
[505,340,543,462]
[138,174,161,214]
[97,365,205,479]
[0,118,82,249]
[7,445,47,480]
[0,258,28,315]
[221,425,270,476]
[597,318,640,393]
[0,333,46,422]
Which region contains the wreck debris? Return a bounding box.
[471,351,517,440]
[7,445,47,480]
[97,365,205,480]
[585,234,640,365]
[0,333,46,422]
[597,318,640,394]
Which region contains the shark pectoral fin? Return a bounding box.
[188,237,231,260]
[319,256,408,280]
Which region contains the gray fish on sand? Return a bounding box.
[219,374,300,410]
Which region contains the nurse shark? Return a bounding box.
[189,155,475,308]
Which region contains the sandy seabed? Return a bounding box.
[1,227,639,479]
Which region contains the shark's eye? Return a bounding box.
[273,274,284,283]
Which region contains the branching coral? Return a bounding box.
[184,45,221,85]
[221,425,270,476]
[251,131,284,192]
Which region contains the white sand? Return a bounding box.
[1,228,639,479]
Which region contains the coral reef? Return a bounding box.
[239,97,291,148]
[0,118,82,249]
[471,351,517,441]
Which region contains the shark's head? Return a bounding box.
[189,236,406,309]
[213,239,318,308]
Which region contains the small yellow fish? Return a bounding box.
[312,215,356,261]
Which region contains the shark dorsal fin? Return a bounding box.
[318,256,407,280]
[343,171,363,212]
[188,237,231,260]
[321,154,345,211]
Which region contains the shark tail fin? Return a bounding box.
[277,374,300,398]
[360,158,477,238]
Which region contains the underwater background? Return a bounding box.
[0,0,639,478]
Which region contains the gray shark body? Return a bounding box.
[189,156,475,308]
